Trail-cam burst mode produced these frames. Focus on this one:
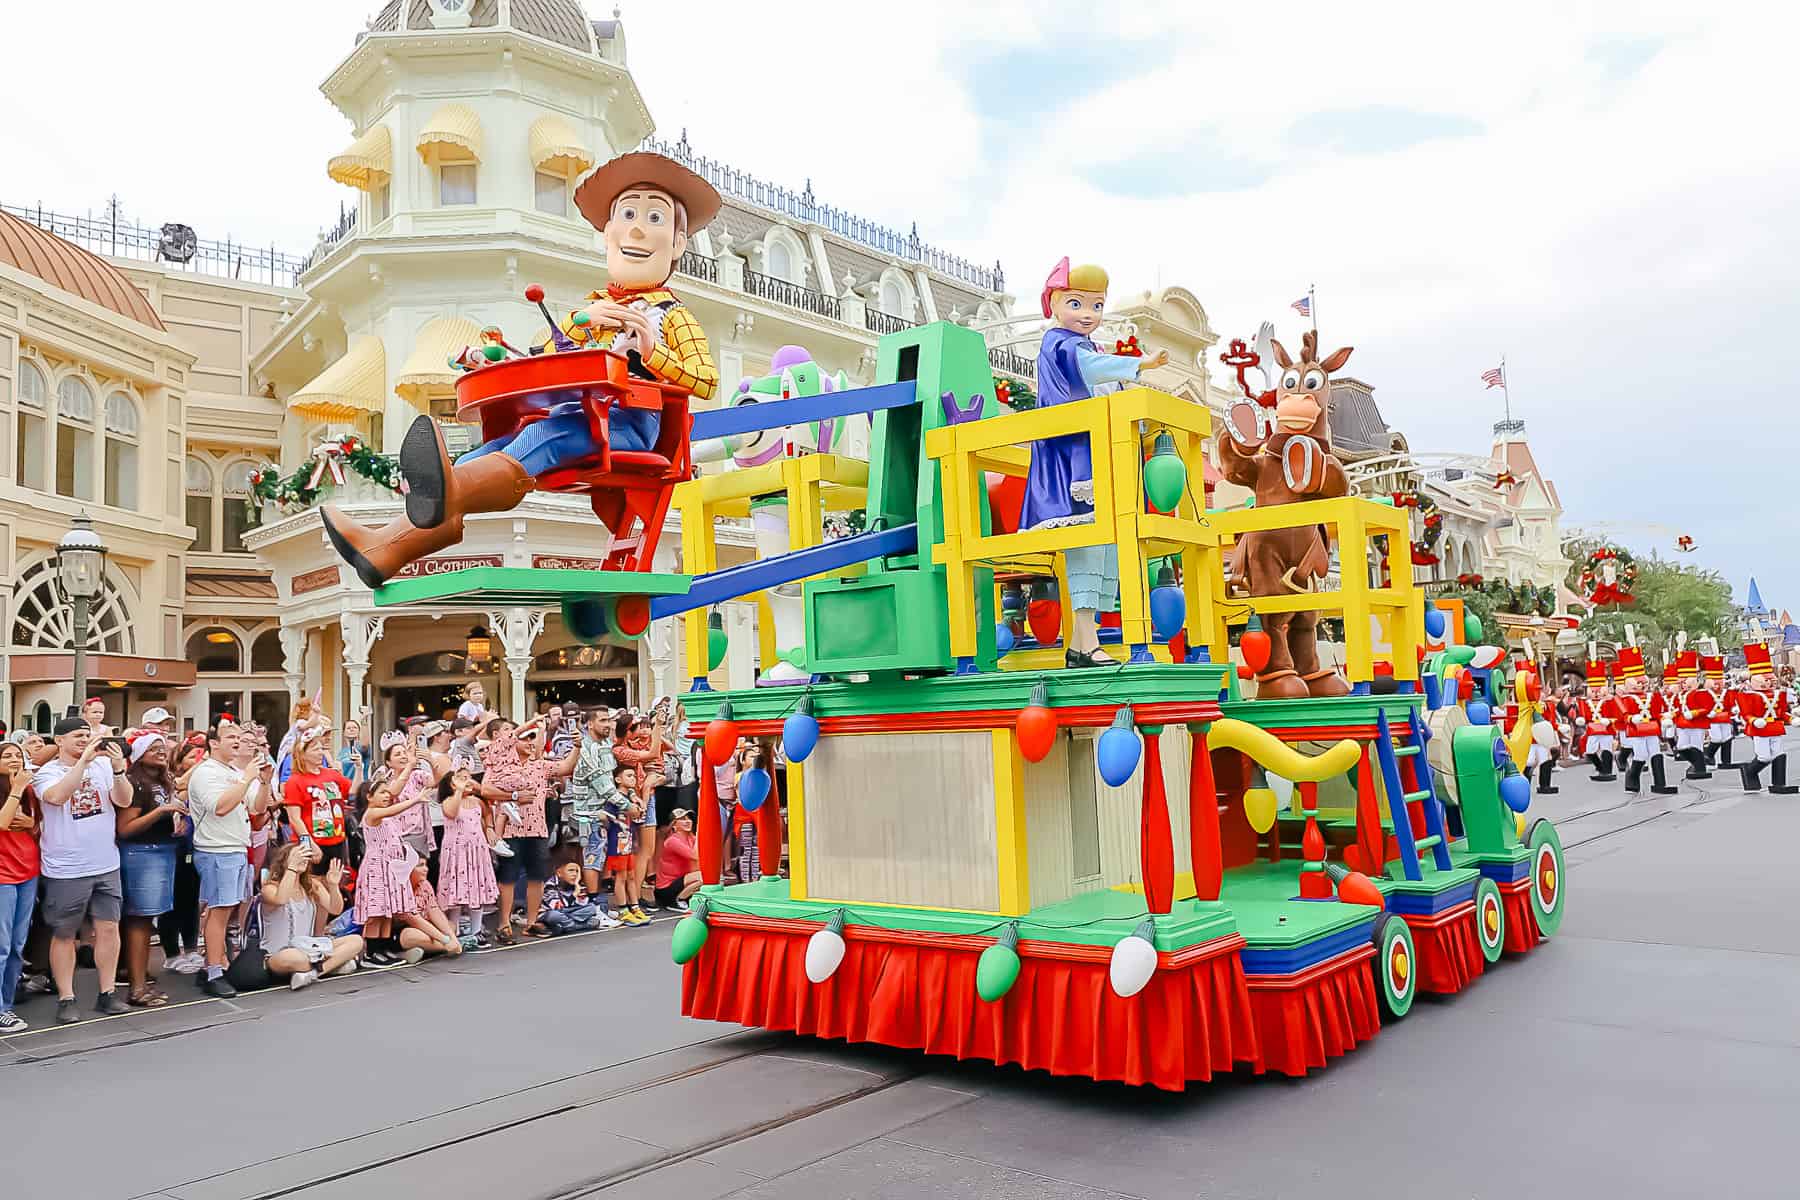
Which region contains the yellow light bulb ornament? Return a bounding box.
[1242,766,1282,834]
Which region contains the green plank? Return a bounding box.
[680,662,1232,722]
[694,876,1237,950]
[374,566,692,609]
[1218,693,1423,729]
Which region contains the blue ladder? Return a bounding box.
[1374,707,1454,882]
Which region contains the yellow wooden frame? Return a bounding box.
[925,387,1224,662]
[1206,496,1422,682]
[673,453,870,680]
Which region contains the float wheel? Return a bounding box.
[1371,913,1416,1020]
[1473,876,1505,963]
[562,595,611,645]
[1525,818,1565,939]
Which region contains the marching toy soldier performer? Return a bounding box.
[1672,648,1714,780]
[1736,641,1796,793]
[322,151,722,588]
[1700,653,1735,767]
[1577,656,1618,781]
[1612,645,1677,795]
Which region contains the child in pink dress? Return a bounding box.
[353,777,422,965]
[434,769,497,941]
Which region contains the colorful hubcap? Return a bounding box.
[1388,938,1412,996]
[1535,843,1560,912]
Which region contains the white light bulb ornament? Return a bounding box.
[804,909,848,984]
[1108,917,1160,998]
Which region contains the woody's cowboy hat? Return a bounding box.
[574,151,722,234]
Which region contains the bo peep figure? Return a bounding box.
[1018,259,1168,667]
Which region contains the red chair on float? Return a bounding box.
[455,347,692,573]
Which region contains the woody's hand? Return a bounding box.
[580,300,633,332]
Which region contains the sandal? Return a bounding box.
[128,985,169,1008]
[496,923,515,945]
[523,923,550,939]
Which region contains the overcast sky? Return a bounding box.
[5,1,1795,615]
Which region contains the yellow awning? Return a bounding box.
[417,103,482,163]
[528,115,592,178]
[394,316,483,407]
[288,336,386,421]
[327,125,392,190]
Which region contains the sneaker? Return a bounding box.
[167,950,206,975]
[400,947,426,966]
[619,908,648,927]
[328,959,360,977]
[288,970,320,991]
[22,974,54,996]
[56,998,82,1024]
[0,1010,27,1033]
[491,839,516,858]
[94,991,131,1016]
[459,934,483,952]
[671,899,691,913]
[203,976,238,998]
[630,905,650,922]
[595,911,622,929]
[501,801,522,824]
[364,946,395,966]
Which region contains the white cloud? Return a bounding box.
[3,0,1793,609]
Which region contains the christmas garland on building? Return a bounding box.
[1578,545,1637,607]
[1398,490,1443,565]
[249,433,403,511]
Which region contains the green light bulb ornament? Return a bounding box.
[669,895,710,965]
[975,922,1022,1003]
[706,609,729,672]
[1142,430,1187,514]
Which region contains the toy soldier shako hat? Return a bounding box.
[574,151,723,237]
[1744,641,1774,677]
[1674,649,1699,681]
[1701,654,1726,683]
[1584,658,1610,686]
[1614,645,1645,679]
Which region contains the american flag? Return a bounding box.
[1290,295,1311,317]
[1481,365,1506,389]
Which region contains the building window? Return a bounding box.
[11,556,134,653]
[534,171,567,216]
[369,182,391,225]
[249,628,285,673]
[55,374,96,500]
[439,163,477,206]
[879,275,907,319]
[221,461,257,552]
[103,391,140,509]
[186,626,242,673]
[15,359,47,490]
[185,457,215,552]
[766,239,795,283]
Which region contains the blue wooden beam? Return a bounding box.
[689,380,919,442]
[649,523,918,619]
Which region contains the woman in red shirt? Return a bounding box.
[651,808,701,911]
[281,728,353,872]
[0,740,42,1032]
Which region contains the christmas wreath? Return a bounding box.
[250,433,403,512]
[1578,546,1637,607]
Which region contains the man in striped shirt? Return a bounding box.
[322,151,721,588]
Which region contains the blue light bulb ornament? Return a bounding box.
[1097,706,1142,787]
[1149,564,1186,642]
[1424,607,1447,640]
[996,623,1015,655]
[738,766,772,813]
[1499,772,1531,814]
[783,696,820,763]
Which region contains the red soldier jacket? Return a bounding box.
[1577,697,1612,734]
[1735,689,1789,738]
[1677,688,1716,730]
[1612,692,1663,737]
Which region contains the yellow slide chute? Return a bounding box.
[1205,718,1360,781]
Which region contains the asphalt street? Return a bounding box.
[7,744,1798,1200]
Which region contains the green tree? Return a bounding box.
[1440,585,1507,647]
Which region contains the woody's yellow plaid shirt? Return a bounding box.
[557,288,718,402]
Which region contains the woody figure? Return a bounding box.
[323,151,722,587]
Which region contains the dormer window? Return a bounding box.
[439,163,478,206]
[417,104,483,208]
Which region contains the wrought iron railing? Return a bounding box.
[298,204,359,276]
[4,201,306,288]
[677,249,718,283]
[743,269,841,321]
[988,345,1036,381]
[645,132,1004,293]
[864,308,916,337]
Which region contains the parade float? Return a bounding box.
[333,189,1565,1088]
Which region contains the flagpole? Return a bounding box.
[1501,354,1512,425]
[1309,283,1317,335]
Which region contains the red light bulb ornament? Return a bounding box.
[704,700,739,766]
[1240,615,1272,676]
[1026,578,1062,648]
[1016,682,1058,763]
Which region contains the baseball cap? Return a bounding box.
[141,707,173,725]
[668,807,692,821]
[52,716,87,737]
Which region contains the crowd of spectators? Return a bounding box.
[0,686,755,1033]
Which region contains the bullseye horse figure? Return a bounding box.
[1217,328,1354,700]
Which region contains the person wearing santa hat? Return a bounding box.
[1671,648,1714,780]
[1576,657,1618,781]
[1611,645,1678,795]
[1700,654,1735,767]
[1736,641,1796,793]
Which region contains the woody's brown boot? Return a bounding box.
[323,453,535,588]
